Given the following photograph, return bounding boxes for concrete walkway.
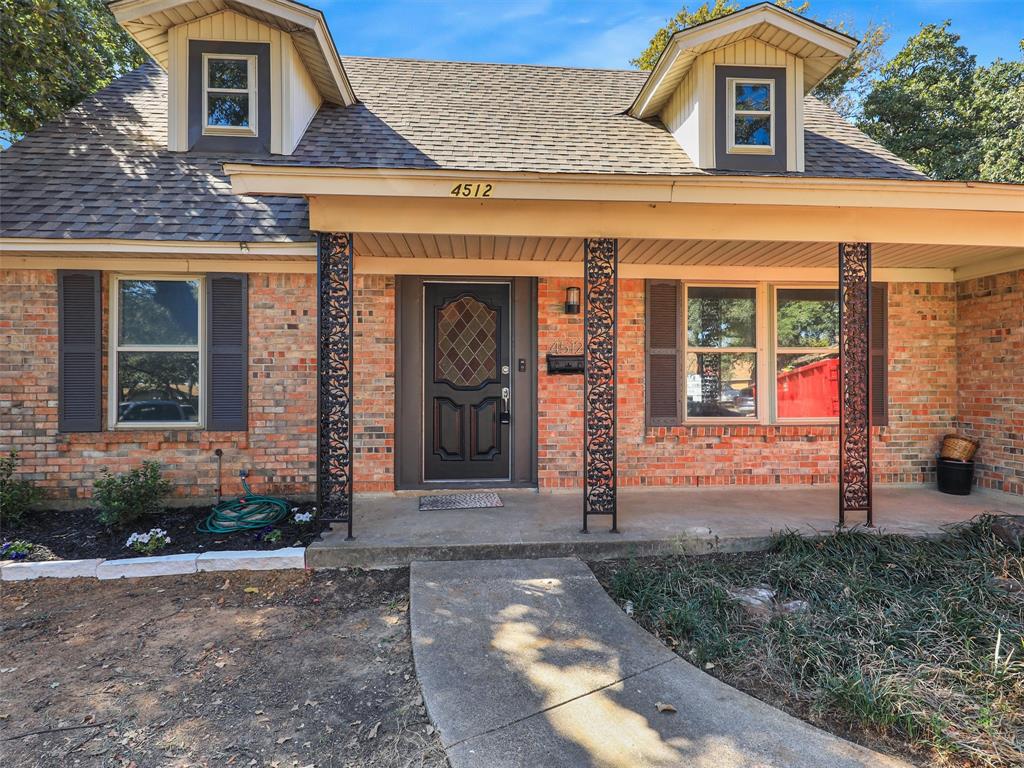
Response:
[410,557,911,768]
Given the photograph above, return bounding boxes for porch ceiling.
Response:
[356,233,1023,272]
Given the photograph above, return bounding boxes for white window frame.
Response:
[726,77,774,155]
[770,284,840,424]
[682,282,765,424]
[109,275,205,430]
[202,53,258,137]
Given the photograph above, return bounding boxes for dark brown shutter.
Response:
[646,280,681,425]
[870,282,888,426]
[206,274,248,431]
[58,270,102,432]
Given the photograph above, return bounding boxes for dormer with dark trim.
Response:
[108,0,357,154]
[629,4,857,173]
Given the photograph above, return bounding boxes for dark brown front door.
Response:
[424,283,511,481]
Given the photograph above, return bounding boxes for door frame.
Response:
[396,276,537,490]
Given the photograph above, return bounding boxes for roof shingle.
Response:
[1,57,924,242]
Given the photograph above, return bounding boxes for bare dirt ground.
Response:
[0,569,448,768]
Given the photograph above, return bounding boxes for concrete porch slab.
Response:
[307,485,1023,569]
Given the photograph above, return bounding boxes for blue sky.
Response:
[325,0,1023,69]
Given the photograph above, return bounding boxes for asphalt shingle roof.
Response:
[1,58,924,242]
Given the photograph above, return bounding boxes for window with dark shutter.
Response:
[206,274,248,431]
[870,282,888,427]
[646,280,681,425]
[58,271,102,432]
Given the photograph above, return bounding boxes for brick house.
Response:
[2,1,1022,536]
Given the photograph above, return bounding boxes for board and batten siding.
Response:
[166,9,321,154]
[659,37,805,172]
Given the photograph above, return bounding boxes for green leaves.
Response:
[859,23,1024,182]
[0,0,147,142]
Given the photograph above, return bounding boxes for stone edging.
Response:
[0,547,306,581]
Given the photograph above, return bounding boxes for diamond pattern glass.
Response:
[435,296,498,388]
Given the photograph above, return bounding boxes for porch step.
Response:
[305,531,777,569]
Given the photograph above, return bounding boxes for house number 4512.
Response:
[449,182,493,198]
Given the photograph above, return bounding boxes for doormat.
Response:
[418,492,503,511]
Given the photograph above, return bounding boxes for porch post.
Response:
[582,238,618,533]
[838,242,873,527]
[317,232,355,539]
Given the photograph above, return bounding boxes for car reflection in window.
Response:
[118,400,198,422]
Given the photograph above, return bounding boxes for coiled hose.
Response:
[197,477,290,533]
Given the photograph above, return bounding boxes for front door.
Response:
[424,282,511,481]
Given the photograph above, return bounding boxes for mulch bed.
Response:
[3,500,329,561]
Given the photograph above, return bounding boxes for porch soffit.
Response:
[8,235,1022,283]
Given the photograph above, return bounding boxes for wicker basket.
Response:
[940,434,979,462]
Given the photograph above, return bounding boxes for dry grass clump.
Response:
[602,517,1023,767]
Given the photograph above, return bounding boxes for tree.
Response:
[0,0,146,143]
[859,22,978,180]
[632,1,888,117]
[966,44,1024,183]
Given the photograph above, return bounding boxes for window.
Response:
[202,54,257,136]
[646,281,889,426]
[685,286,758,419]
[727,78,773,154]
[774,288,839,420]
[111,277,203,427]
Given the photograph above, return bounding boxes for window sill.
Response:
[111,422,204,431]
[726,145,774,155]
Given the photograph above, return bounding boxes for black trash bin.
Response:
[937,457,974,495]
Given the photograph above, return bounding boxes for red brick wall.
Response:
[4,267,1016,502]
[535,277,958,489]
[955,270,1024,495]
[0,270,395,502]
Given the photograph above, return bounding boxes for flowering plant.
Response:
[293,511,314,524]
[125,527,171,554]
[0,539,32,561]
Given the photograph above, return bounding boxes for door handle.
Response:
[500,387,511,423]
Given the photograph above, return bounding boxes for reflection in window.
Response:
[203,54,256,134]
[686,286,757,419]
[728,78,773,152]
[686,352,756,417]
[775,288,840,419]
[115,278,202,425]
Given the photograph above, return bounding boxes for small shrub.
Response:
[256,526,282,544]
[125,527,171,554]
[93,461,171,527]
[0,450,43,526]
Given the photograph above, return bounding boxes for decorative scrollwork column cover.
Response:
[839,242,872,527]
[317,232,354,539]
[583,238,618,532]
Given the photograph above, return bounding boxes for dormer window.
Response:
[727,78,773,154]
[203,54,257,137]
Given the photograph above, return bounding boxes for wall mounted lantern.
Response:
[565,286,581,314]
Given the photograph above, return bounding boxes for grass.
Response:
[597,516,1024,767]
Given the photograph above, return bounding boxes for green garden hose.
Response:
[197,477,290,533]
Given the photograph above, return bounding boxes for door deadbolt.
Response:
[501,365,510,375]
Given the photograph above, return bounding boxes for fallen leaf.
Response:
[244,587,260,594]
[276,735,292,744]
[655,702,677,713]
[215,661,227,668]
[367,722,381,740]
[704,662,715,670]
